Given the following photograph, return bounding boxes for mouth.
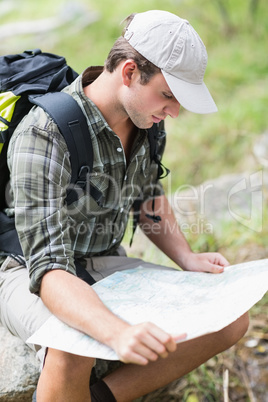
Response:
[152,115,163,123]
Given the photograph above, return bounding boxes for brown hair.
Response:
[104,14,160,85]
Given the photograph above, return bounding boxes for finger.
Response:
[162,337,177,353]
[145,323,173,343]
[137,328,170,358]
[143,324,177,355]
[172,333,187,343]
[121,323,169,361]
[209,264,225,274]
[120,350,149,366]
[164,332,187,352]
[132,341,160,362]
[129,335,169,362]
[201,254,226,273]
[210,253,230,267]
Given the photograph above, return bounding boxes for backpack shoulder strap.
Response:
[147,123,158,162]
[29,92,103,205]
[0,92,97,285]
[147,122,170,180]
[129,123,170,246]
[29,92,91,181]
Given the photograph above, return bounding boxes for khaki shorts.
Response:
[0,247,173,362]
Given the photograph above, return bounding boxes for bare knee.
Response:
[218,312,249,348]
[44,348,95,380]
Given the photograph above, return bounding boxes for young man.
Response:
[0,10,248,402]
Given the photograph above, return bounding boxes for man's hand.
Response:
[182,252,229,274]
[40,270,186,367]
[110,322,186,365]
[139,196,229,275]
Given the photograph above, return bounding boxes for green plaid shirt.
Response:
[5,69,166,294]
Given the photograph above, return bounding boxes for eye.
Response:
[163,92,173,99]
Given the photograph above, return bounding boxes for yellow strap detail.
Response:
[0,92,21,131]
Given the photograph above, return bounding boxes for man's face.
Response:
[122,72,181,129]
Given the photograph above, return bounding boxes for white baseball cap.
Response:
[124,10,217,114]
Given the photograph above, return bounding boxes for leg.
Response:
[0,257,113,402]
[0,256,51,351]
[104,312,249,401]
[35,313,248,402]
[36,348,95,402]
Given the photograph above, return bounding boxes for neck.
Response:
[83,69,137,160]
[84,70,134,134]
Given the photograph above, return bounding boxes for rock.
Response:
[171,171,264,236]
[0,324,39,402]
[0,322,123,401]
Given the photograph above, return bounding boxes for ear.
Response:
[121,60,139,87]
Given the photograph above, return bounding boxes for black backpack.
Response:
[0,49,169,283]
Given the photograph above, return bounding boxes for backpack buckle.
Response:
[76,165,90,188]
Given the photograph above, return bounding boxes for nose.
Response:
[164,100,180,118]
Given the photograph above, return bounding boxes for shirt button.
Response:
[112,238,117,244]
[120,207,124,213]
[117,147,123,152]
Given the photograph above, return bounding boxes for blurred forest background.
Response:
[0,0,267,400]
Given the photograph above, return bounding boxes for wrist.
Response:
[174,249,194,271]
[101,317,130,348]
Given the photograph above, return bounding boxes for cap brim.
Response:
[162,70,218,114]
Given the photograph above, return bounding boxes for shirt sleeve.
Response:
[8,106,77,295]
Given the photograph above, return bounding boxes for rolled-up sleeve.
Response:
[8,107,77,295]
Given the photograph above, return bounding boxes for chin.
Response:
[130,115,154,130]
[137,122,154,130]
